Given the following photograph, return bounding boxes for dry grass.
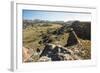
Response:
[23,23,91,62]
[23,24,62,50]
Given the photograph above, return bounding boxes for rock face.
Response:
[65,31,78,47]
[38,44,83,61]
[70,21,91,40]
[23,42,89,62]
[57,21,91,47]
[23,43,87,62]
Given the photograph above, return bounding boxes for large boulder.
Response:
[71,21,91,40]
[39,44,74,61]
[58,21,91,40]
[64,21,91,47]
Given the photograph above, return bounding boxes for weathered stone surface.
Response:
[39,44,83,61]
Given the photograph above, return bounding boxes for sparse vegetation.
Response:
[23,19,91,62]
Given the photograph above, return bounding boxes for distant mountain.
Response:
[23,19,66,28]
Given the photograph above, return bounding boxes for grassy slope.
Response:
[23,23,91,60]
[23,24,64,50]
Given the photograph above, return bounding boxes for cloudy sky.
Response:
[23,10,91,22]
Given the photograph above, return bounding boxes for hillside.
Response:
[23,20,91,62]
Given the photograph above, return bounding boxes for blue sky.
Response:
[23,10,91,21]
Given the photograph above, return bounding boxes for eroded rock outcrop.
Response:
[38,44,83,61]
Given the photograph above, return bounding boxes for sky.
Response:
[23,10,91,22]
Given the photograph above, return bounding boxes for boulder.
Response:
[39,44,74,61]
